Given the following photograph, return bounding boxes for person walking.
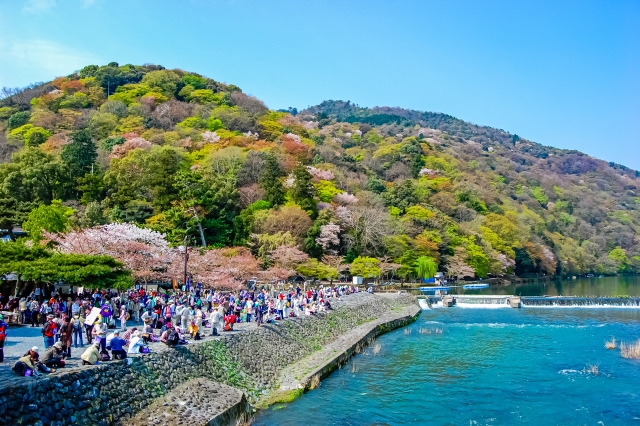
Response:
[73,314,84,348]
[42,315,56,349]
[119,305,127,330]
[60,316,74,357]
[29,299,40,327]
[19,297,28,325]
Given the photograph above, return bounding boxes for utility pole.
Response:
[182,236,189,291]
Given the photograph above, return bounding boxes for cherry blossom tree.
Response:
[172,247,259,290]
[202,130,220,143]
[444,249,476,280]
[269,244,309,269]
[45,223,175,283]
[316,222,341,253]
[334,192,358,205]
[306,166,335,181]
[110,137,152,158]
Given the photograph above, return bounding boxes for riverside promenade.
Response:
[0,292,419,426]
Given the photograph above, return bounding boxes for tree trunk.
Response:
[14,275,24,297]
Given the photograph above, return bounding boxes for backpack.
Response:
[166,329,179,346]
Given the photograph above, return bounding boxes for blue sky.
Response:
[1,0,638,168]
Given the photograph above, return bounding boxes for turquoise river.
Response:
[255,282,640,425]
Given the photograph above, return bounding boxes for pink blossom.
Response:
[110,137,152,159]
[335,206,352,224]
[316,223,340,252]
[202,131,220,143]
[45,223,175,283]
[306,166,335,181]
[334,192,358,205]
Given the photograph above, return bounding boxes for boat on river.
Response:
[463,283,489,290]
[419,286,450,292]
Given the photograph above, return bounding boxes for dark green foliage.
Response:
[61,130,97,181]
[7,111,30,130]
[291,165,318,219]
[0,240,132,293]
[382,180,418,211]
[303,210,333,259]
[260,154,285,207]
[233,200,271,245]
[100,135,126,151]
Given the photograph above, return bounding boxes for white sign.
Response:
[84,307,101,325]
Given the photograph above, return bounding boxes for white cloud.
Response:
[0,39,102,86]
[23,0,57,13]
[81,0,96,7]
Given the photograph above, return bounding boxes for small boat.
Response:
[419,286,450,292]
[418,299,431,310]
[463,283,489,290]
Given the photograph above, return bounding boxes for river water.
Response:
[438,275,640,297]
[255,305,640,425]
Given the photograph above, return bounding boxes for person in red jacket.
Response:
[0,314,7,362]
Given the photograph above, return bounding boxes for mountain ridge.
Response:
[0,62,638,279]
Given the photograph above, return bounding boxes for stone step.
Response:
[121,378,250,426]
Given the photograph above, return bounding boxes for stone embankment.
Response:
[0,293,418,426]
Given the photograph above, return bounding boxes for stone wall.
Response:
[0,293,416,426]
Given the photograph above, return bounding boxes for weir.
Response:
[421,295,640,308]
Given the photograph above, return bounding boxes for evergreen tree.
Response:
[61,129,97,181]
[259,154,285,207]
[291,165,318,218]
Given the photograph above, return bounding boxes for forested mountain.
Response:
[1,62,638,280]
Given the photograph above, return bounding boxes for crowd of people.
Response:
[0,283,363,376]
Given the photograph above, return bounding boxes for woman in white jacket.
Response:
[127,331,144,354]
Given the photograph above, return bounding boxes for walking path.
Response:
[0,320,256,384]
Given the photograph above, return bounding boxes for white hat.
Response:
[31,346,39,352]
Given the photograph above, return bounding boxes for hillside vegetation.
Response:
[1,62,639,281]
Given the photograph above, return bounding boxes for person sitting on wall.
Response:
[13,347,54,375]
[41,341,66,368]
[160,324,180,347]
[110,330,127,360]
[80,342,100,365]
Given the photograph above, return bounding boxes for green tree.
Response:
[2,148,71,204]
[414,256,437,280]
[0,194,34,241]
[7,111,30,130]
[141,70,181,97]
[462,236,489,278]
[291,165,318,218]
[297,259,338,281]
[61,129,97,181]
[608,246,630,273]
[233,200,271,245]
[0,241,133,295]
[259,154,285,207]
[350,256,381,278]
[22,200,74,241]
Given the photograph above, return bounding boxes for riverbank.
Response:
[254,307,640,425]
[0,292,419,426]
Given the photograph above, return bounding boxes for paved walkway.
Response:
[0,320,256,382]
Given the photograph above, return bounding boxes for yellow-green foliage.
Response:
[315,180,342,202]
[8,124,51,146]
[109,84,152,105]
[404,205,435,221]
